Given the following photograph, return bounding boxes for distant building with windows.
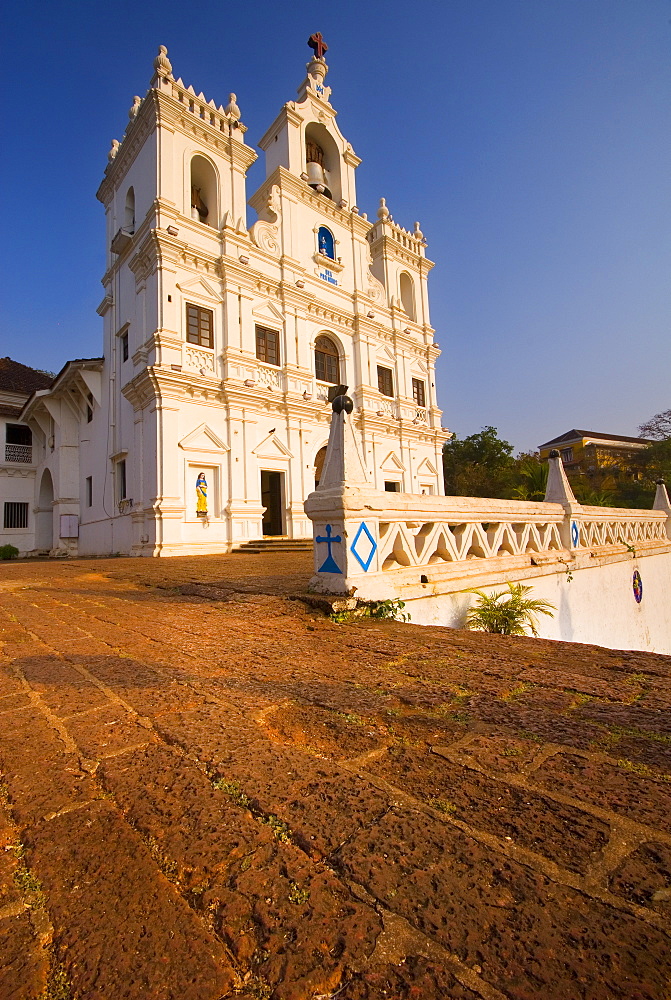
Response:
[18,39,448,556]
[0,358,53,554]
[539,429,653,476]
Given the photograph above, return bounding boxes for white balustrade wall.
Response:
[305,483,671,653]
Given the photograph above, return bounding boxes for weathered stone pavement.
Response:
[0,553,670,999]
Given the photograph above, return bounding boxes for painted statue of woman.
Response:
[196,472,208,516]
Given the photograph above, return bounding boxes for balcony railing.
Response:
[5,444,32,464]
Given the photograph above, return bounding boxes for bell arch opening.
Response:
[399,271,416,321]
[190,154,218,226]
[304,123,341,203]
[124,187,135,231]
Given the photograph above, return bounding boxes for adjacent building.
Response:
[539,429,652,477]
[0,359,53,554]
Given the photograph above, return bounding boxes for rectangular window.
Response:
[86,476,93,508]
[186,304,214,349]
[412,378,426,408]
[117,460,127,502]
[377,366,394,398]
[120,330,129,362]
[255,325,279,366]
[4,502,28,529]
[560,448,574,464]
[86,392,93,423]
[384,481,401,493]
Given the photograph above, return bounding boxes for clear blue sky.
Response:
[1,0,669,452]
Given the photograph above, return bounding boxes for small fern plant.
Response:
[465,583,555,637]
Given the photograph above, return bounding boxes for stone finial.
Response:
[544,450,578,505]
[153,45,172,79]
[653,479,671,537]
[318,392,368,490]
[128,96,142,120]
[413,221,424,240]
[377,197,390,221]
[108,139,120,162]
[225,93,241,120]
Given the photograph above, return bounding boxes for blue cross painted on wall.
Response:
[316,523,342,574]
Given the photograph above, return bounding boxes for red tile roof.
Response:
[0,357,54,395]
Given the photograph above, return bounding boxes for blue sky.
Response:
[1,0,669,452]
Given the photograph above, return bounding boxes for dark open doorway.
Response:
[261,470,284,535]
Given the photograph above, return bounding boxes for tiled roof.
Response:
[0,358,53,395]
[540,429,652,449]
[0,404,23,418]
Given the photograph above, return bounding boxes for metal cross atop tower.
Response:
[308,32,328,59]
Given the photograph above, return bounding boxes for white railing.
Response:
[184,346,216,373]
[575,507,668,548]
[376,500,565,572]
[256,364,283,390]
[5,444,32,464]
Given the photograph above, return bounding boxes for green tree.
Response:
[638,408,671,441]
[511,455,548,502]
[443,426,516,498]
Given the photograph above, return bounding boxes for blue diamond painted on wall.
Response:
[571,521,580,548]
[316,524,342,574]
[351,522,377,572]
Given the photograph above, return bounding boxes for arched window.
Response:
[399,271,416,321]
[124,187,135,232]
[314,336,340,384]
[190,155,218,227]
[317,226,335,260]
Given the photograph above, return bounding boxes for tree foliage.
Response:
[443,426,516,498]
[638,408,671,441]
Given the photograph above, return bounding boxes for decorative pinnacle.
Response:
[377,197,390,221]
[413,221,424,240]
[128,96,142,120]
[225,93,241,120]
[153,44,172,79]
[108,139,120,162]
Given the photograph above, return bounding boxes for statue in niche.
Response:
[196,472,208,516]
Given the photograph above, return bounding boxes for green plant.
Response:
[332,598,410,624]
[0,544,19,560]
[429,797,457,814]
[288,881,309,905]
[464,583,556,637]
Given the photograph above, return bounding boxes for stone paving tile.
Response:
[533,752,671,832]
[364,745,611,873]
[63,704,154,758]
[0,911,48,999]
[24,800,237,1000]
[608,841,671,916]
[338,807,670,1000]
[18,655,110,717]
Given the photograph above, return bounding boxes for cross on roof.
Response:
[308,32,328,59]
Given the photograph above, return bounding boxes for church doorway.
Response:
[35,469,54,551]
[314,446,327,488]
[261,470,284,536]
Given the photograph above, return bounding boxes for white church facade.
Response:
[19,37,449,557]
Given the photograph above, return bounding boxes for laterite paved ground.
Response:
[1,553,670,999]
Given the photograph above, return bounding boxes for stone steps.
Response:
[235,538,313,555]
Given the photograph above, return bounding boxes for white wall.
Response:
[402,549,671,654]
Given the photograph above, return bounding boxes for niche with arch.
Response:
[124,187,135,232]
[304,123,342,203]
[317,225,335,260]
[399,271,416,322]
[314,335,341,385]
[190,154,218,227]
